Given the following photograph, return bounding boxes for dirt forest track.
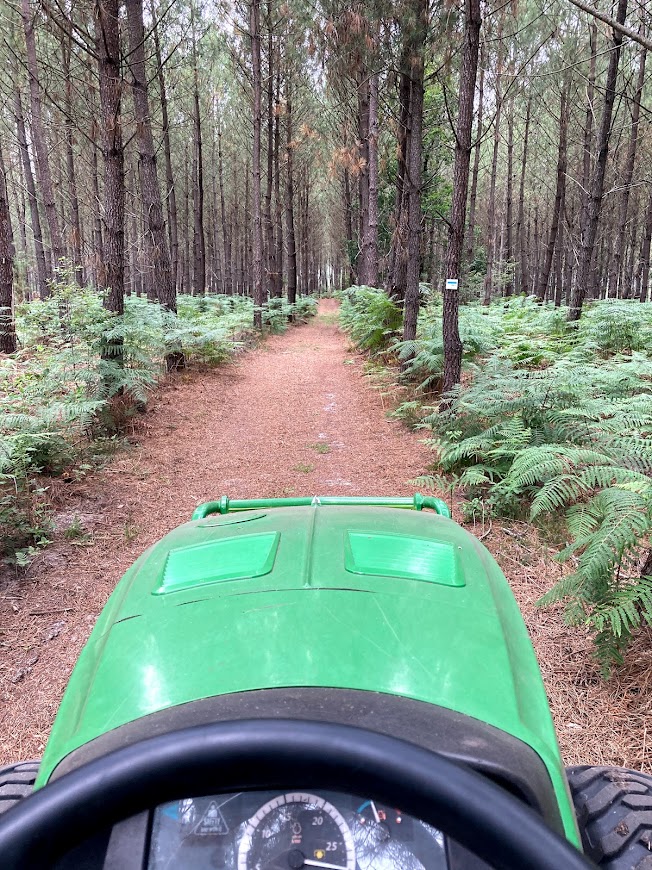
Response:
[1,299,650,770]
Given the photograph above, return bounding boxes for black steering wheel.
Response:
[0,719,594,869]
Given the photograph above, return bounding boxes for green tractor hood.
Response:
[37,496,570,833]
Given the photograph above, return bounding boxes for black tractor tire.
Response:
[0,761,39,814]
[567,765,652,869]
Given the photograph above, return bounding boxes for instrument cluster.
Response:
[148,789,450,870]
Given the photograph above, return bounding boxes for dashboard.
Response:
[147,790,451,870]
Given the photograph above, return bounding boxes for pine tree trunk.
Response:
[570,0,628,321]
[622,212,638,298]
[61,22,84,286]
[273,67,283,297]
[365,69,380,286]
[401,0,427,349]
[504,97,514,297]
[12,157,30,296]
[21,0,65,269]
[608,45,646,299]
[388,49,411,301]
[127,159,138,295]
[95,0,124,381]
[442,0,481,397]
[151,1,179,295]
[251,0,264,325]
[0,138,16,354]
[357,75,370,285]
[554,182,566,306]
[465,49,484,267]
[91,125,104,287]
[191,7,205,296]
[581,22,597,218]
[537,85,568,302]
[14,87,50,298]
[263,5,275,296]
[299,167,309,294]
[285,81,297,305]
[217,120,232,294]
[516,96,531,294]
[126,0,176,319]
[343,164,355,286]
[482,16,504,305]
[640,188,652,302]
[182,143,190,293]
[245,157,252,293]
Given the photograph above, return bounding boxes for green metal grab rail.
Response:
[191,493,451,521]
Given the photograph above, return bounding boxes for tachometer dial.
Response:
[238,792,356,870]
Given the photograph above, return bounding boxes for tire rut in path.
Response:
[0,299,433,761]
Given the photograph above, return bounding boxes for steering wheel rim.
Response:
[0,719,594,870]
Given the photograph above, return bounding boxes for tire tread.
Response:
[567,765,652,869]
[0,761,39,814]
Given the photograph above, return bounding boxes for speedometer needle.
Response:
[303,861,348,870]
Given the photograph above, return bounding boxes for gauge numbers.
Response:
[238,792,356,870]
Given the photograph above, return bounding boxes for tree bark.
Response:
[364,68,380,286]
[401,0,427,349]
[343,162,355,286]
[388,44,412,301]
[12,155,30,296]
[357,75,371,285]
[217,119,232,294]
[251,0,264,326]
[537,85,568,302]
[273,66,283,297]
[91,122,104,287]
[151,1,179,294]
[191,5,205,296]
[570,1,627,320]
[60,21,84,285]
[465,48,484,267]
[442,0,481,398]
[623,211,638,298]
[516,96,531,294]
[21,0,65,269]
[126,0,175,314]
[263,3,275,296]
[14,87,50,298]
[482,15,504,305]
[0,138,16,354]
[285,80,297,305]
[95,0,124,323]
[503,96,514,297]
[582,22,597,214]
[640,188,652,302]
[554,181,566,306]
[182,141,191,293]
[608,45,646,299]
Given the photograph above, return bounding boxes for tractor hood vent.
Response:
[154,532,280,595]
[345,531,463,587]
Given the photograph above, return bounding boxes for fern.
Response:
[2,283,271,560]
[339,286,403,352]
